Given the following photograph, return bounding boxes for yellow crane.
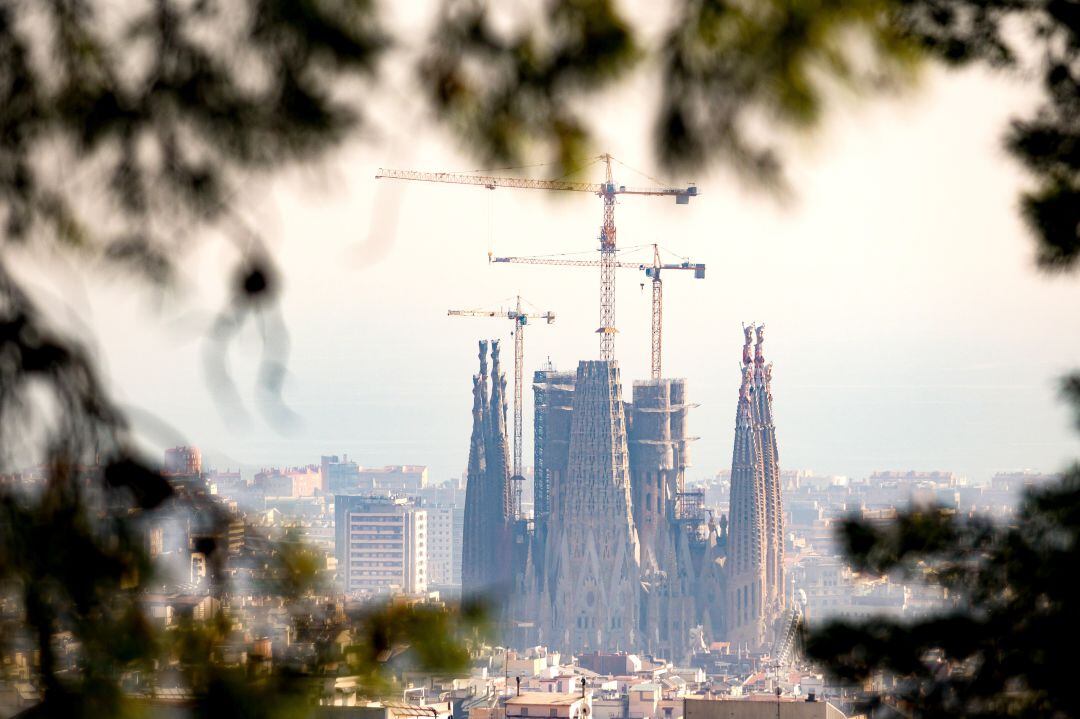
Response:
[377,154,697,361]
[448,296,555,519]
[489,245,704,379]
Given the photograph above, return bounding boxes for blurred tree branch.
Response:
[417,0,1077,268]
[1,0,1075,280]
[805,464,1080,718]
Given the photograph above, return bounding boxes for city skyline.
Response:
[21,61,1080,485]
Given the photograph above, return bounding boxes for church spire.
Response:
[742,323,754,367]
[463,341,492,592]
[488,340,513,521]
[467,373,487,479]
[751,324,785,617]
[728,327,768,648]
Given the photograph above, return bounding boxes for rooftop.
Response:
[506,692,584,706]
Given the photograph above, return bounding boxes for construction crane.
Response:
[490,245,704,379]
[448,296,555,519]
[377,154,697,361]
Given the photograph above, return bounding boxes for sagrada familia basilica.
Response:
[461,325,787,662]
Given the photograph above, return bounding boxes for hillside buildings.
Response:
[164,445,202,476]
[257,465,324,498]
[321,455,429,494]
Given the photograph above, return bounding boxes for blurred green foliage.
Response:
[0,1,1073,279]
[420,0,639,178]
[806,464,1080,718]
[418,0,1078,264]
[342,602,480,697]
[804,371,1080,716]
[657,0,923,186]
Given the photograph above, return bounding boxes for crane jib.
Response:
[375,168,696,200]
[379,158,698,367]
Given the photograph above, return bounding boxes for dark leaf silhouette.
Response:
[104,457,175,510]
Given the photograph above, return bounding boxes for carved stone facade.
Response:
[462,340,513,605]
[510,360,727,661]
[752,327,785,618]
[545,361,640,650]
[472,327,784,660]
[726,354,768,647]
[726,324,785,649]
[631,377,727,663]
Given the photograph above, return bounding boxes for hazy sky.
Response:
[19,13,1080,485]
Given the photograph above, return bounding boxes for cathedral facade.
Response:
[467,326,785,662]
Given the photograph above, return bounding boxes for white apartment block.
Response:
[425,503,457,586]
[335,495,427,595]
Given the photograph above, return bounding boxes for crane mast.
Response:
[650,245,663,379]
[447,296,555,519]
[599,156,618,360]
[377,154,696,361]
[512,300,525,484]
[490,245,704,379]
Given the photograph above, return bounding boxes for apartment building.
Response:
[335,495,427,595]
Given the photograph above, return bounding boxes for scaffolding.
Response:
[676,489,705,521]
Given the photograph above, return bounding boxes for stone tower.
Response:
[752,325,785,615]
[461,340,513,600]
[545,360,640,652]
[532,368,576,549]
[726,324,785,649]
[629,379,675,570]
[487,342,514,521]
[630,377,715,663]
[727,327,768,648]
[461,346,489,593]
